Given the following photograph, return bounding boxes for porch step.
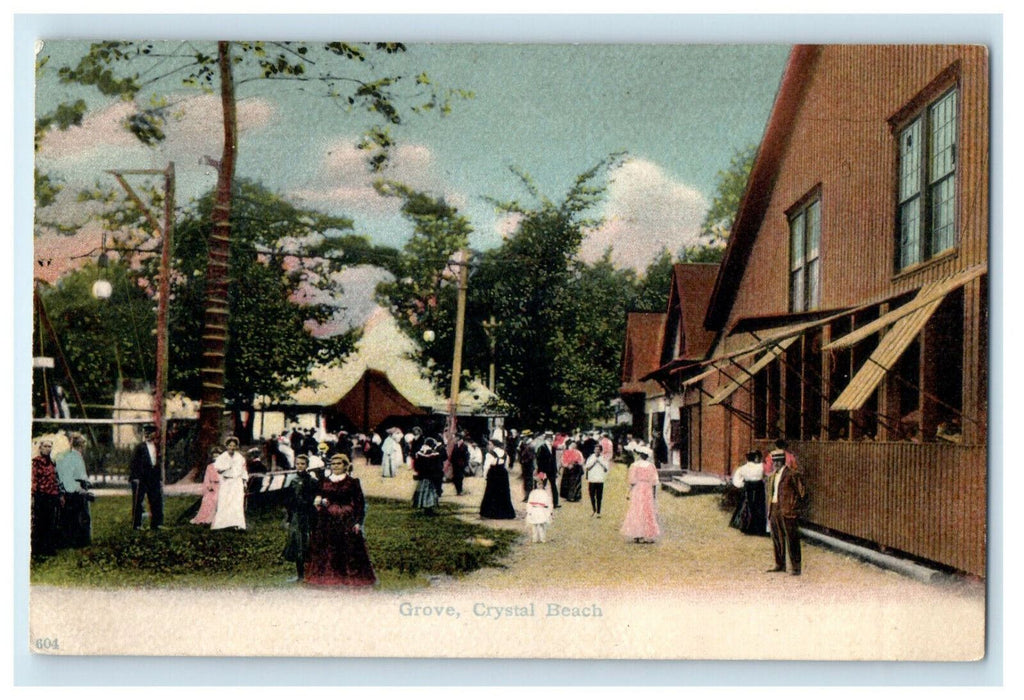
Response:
[660,471,728,496]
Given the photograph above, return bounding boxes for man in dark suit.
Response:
[535,431,559,509]
[765,440,808,576]
[129,425,164,530]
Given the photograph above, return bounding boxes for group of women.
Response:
[191,436,376,587]
[475,433,663,546]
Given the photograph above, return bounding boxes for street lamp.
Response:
[91,279,112,300]
[422,329,436,343]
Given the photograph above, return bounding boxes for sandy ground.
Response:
[29,458,986,660]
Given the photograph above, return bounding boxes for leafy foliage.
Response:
[698,143,757,245]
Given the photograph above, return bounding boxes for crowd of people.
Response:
[30,421,809,581]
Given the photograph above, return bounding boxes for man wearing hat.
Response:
[535,431,559,509]
[448,431,471,496]
[129,425,164,530]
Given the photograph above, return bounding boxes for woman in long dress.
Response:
[730,450,767,535]
[306,454,376,586]
[190,448,222,525]
[479,439,516,520]
[559,441,584,502]
[621,444,660,543]
[282,454,317,581]
[412,439,442,513]
[211,436,248,530]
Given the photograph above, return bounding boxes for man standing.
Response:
[55,433,92,547]
[517,430,536,502]
[129,425,164,530]
[765,440,807,576]
[31,438,61,559]
[448,431,471,496]
[535,431,559,509]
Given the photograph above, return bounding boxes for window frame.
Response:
[891,65,961,273]
[786,189,822,313]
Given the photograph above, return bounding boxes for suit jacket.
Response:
[767,464,807,519]
[535,443,557,478]
[129,441,160,482]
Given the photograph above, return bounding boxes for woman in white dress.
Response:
[211,436,249,530]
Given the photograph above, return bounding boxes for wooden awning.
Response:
[823,263,986,352]
[708,336,799,406]
[830,297,944,411]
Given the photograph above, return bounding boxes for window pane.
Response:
[790,211,804,270]
[807,200,821,257]
[807,258,820,309]
[900,197,921,268]
[791,270,805,312]
[899,118,923,202]
[930,174,956,255]
[929,90,957,182]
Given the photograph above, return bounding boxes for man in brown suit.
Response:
[765,439,807,576]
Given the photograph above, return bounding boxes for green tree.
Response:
[698,143,757,246]
[631,248,675,313]
[46,40,469,468]
[164,180,392,442]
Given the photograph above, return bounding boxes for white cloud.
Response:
[38,94,276,164]
[582,158,708,271]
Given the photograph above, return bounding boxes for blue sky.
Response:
[34,40,790,277]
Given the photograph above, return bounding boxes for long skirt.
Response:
[412,479,439,510]
[732,481,767,535]
[559,465,583,502]
[479,466,517,519]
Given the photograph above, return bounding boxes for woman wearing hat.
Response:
[620,443,661,544]
[411,439,443,513]
[211,436,248,531]
[190,446,222,526]
[306,453,376,586]
[479,438,516,520]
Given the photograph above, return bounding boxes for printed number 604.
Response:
[34,637,59,651]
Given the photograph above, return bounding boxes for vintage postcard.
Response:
[25,34,990,663]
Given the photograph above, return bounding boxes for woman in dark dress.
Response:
[412,439,442,513]
[282,454,317,581]
[558,441,584,503]
[306,454,377,586]
[479,439,517,520]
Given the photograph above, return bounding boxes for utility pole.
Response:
[482,315,498,392]
[108,163,175,482]
[448,252,470,434]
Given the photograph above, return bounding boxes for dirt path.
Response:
[30,457,985,660]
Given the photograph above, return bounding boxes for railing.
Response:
[762,440,987,577]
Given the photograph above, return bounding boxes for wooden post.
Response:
[155,163,175,482]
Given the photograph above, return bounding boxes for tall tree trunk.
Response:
[193,40,238,479]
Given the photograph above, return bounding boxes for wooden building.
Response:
[648,45,989,576]
[619,311,666,443]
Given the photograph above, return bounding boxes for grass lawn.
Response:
[30,494,519,590]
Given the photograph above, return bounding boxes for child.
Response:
[525,471,554,543]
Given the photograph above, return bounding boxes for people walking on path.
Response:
[282,453,317,582]
[306,455,376,587]
[448,432,471,497]
[211,436,248,531]
[584,442,610,518]
[559,440,584,503]
[621,444,660,543]
[765,440,808,576]
[479,439,517,520]
[129,425,164,531]
[31,437,60,559]
[730,450,767,536]
[525,471,554,543]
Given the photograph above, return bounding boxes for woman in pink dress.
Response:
[621,444,660,543]
[190,448,222,526]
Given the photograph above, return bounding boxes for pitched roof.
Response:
[619,312,665,395]
[704,45,822,329]
[275,308,496,414]
[671,263,720,361]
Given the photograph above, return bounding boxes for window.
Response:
[897,87,958,270]
[789,197,821,312]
